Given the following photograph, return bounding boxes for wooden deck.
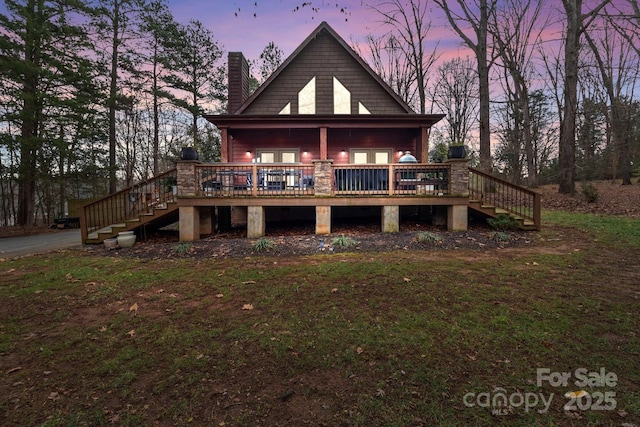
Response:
[80,162,540,244]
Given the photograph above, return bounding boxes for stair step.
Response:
[494,208,509,214]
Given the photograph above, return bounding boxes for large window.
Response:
[350,149,392,164]
[256,149,299,163]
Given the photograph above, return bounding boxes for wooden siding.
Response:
[243,28,408,115]
[227,128,420,164]
[328,129,418,164]
[229,128,320,163]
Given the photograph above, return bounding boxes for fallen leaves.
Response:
[65,273,79,282]
[242,304,254,310]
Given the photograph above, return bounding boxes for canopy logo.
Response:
[463,367,618,415]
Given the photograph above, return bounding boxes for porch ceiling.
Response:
[204,114,445,130]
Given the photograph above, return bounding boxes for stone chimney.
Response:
[228,52,249,114]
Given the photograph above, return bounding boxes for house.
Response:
[80,22,540,245]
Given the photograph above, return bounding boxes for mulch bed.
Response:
[90,218,538,260]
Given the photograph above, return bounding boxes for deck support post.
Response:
[447,205,468,231]
[179,206,200,242]
[315,206,331,234]
[200,207,214,235]
[247,206,265,238]
[382,206,399,233]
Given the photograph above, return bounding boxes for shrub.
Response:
[487,213,520,231]
[490,231,512,242]
[414,231,442,244]
[252,237,274,252]
[580,182,599,203]
[331,235,358,248]
[175,243,192,255]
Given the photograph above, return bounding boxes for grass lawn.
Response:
[1,211,639,426]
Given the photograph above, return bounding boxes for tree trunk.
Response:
[16,0,42,226]
[108,0,120,194]
[477,9,492,172]
[558,0,580,194]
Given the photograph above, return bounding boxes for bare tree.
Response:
[584,20,638,185]
[489,0,546,187]
[368,0,440,114]
[433,0,498,171]
[557,0,611,194]
[358,34,417,108]
[429,57,479,149]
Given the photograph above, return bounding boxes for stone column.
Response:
[313,159,333,196]
[445,158,469,196]
[445,159,469,231]
[177,160,199,196]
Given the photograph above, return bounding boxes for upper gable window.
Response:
[298,77,316,114]
[358,102,371,114]
[279,102,291,114]
[333,77,351,114]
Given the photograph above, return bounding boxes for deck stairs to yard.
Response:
[79,166,540,244]
[468,168,541,231]
[80,169,179,244]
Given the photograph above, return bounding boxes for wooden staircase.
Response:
[468,168,541,230]
[80,169,179,244]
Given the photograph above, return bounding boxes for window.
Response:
[333,77,350,114]
[256,149,299,163]
[279,102,291,114]
[298,77,316,114]
[350,149,392,164]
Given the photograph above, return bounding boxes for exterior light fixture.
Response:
[246,150,251,156]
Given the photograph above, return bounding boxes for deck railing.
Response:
[196,163,316,197]
[468,167,541,228]
[194,163,451,197]
[80,169,177,242]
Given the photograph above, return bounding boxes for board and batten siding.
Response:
[243,28,409,115]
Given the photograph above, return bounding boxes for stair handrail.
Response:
[468,167,541,230]
[79,169,178,242]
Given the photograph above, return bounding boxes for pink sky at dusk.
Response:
[166,0,471,63]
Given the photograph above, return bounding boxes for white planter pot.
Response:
[104,238,118,249]
[117,232,136,248]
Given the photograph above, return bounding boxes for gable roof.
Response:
[234,21,415,115]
